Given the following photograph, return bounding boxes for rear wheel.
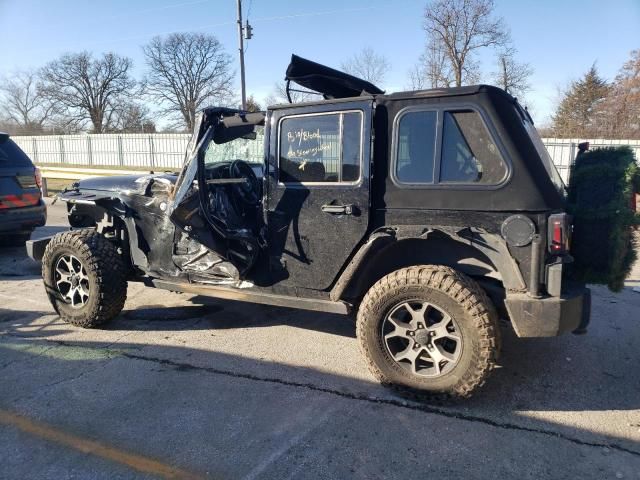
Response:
[42,229,127,328]
[357,265,500,399]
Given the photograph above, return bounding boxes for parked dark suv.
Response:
[0,133,46,245]
[29,56,591,399]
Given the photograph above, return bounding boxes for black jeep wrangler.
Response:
[30,55,590,398]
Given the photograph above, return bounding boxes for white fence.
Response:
[542,138,640,183]
[11,133,640,183]
[13,134,191,170]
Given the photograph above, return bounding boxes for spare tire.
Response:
[567,146,639,291]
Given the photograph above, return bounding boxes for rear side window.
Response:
[393,108,508,187]
[279,111,362,183]
[395,111,437,183]
[440,111,506,184]
[0,139,33,166]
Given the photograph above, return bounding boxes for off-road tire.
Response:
[357,265,500,399]
[42,229,127,328]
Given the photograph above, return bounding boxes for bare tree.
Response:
[408,38,457,90]
[424,0,509,87]
[407,64,427,91]
[264,81,318,106]
[39,52,136,133]
[422,38,457,88]
[340,47,391,86]
[492,47,533,98]
[142,33,234,131]
[0,70,54,134]
[595,50,640,139]
[109,103,156,133]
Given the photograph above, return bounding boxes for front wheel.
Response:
[42,229,128,328]
[357,265,500,399]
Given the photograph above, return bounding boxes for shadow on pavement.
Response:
[116,295,357,339]
[1,226,639,478]
[0,329,638,480]
[0,226,67,279]
[1,306,638,426]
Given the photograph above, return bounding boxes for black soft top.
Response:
[266,84,507,111]
[381,84,495,101]
[285,54,384,99]
[278,55,512,109]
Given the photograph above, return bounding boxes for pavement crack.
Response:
[7,352,120,405]
[0,342,59,372]
[103,329,139,349]
[12,337,640,459]
[113,350,640,458]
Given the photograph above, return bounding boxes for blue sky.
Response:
[1,0,639,125]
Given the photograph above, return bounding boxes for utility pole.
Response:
[236,0,247,110]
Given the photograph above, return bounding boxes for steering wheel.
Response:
[230,160,260,206]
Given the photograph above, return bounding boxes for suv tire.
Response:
[42,229,127,328]
[357,265,500,398]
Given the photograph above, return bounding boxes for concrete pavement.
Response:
[0,199,639,479]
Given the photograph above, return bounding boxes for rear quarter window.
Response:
[440,111,507,184]
[395,110,437,183]
[392,107,509,188]
[0,139,34,167]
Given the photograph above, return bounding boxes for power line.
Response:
[92,5,380,43]
[246,0,254,20]
[16,5,380,56]
[55,0,214,26]
[252,6,378,24]
[108,0,212,18]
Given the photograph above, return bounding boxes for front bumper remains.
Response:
[505,285,591,337]
[26,234,54,262]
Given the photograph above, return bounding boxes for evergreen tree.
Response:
[552,65,609,138]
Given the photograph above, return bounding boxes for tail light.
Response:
[34,167,43,190]
[548,213,571,254]
[16,175,37,189]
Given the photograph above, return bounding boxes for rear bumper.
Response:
[505,285,591,337]
[0,200,47,234]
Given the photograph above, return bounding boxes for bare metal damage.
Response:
[59,108,266,288]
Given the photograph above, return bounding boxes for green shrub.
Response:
[567,146,639,291]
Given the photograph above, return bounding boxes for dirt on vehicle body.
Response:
[30,55,591,399]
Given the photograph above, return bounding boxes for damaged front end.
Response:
[58,108,266,287]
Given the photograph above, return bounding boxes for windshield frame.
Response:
[203,125,265,168]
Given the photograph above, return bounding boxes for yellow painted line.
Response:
[0,409,204,480]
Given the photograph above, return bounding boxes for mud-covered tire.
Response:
[42,229,127,328]
[357,265,500,399]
